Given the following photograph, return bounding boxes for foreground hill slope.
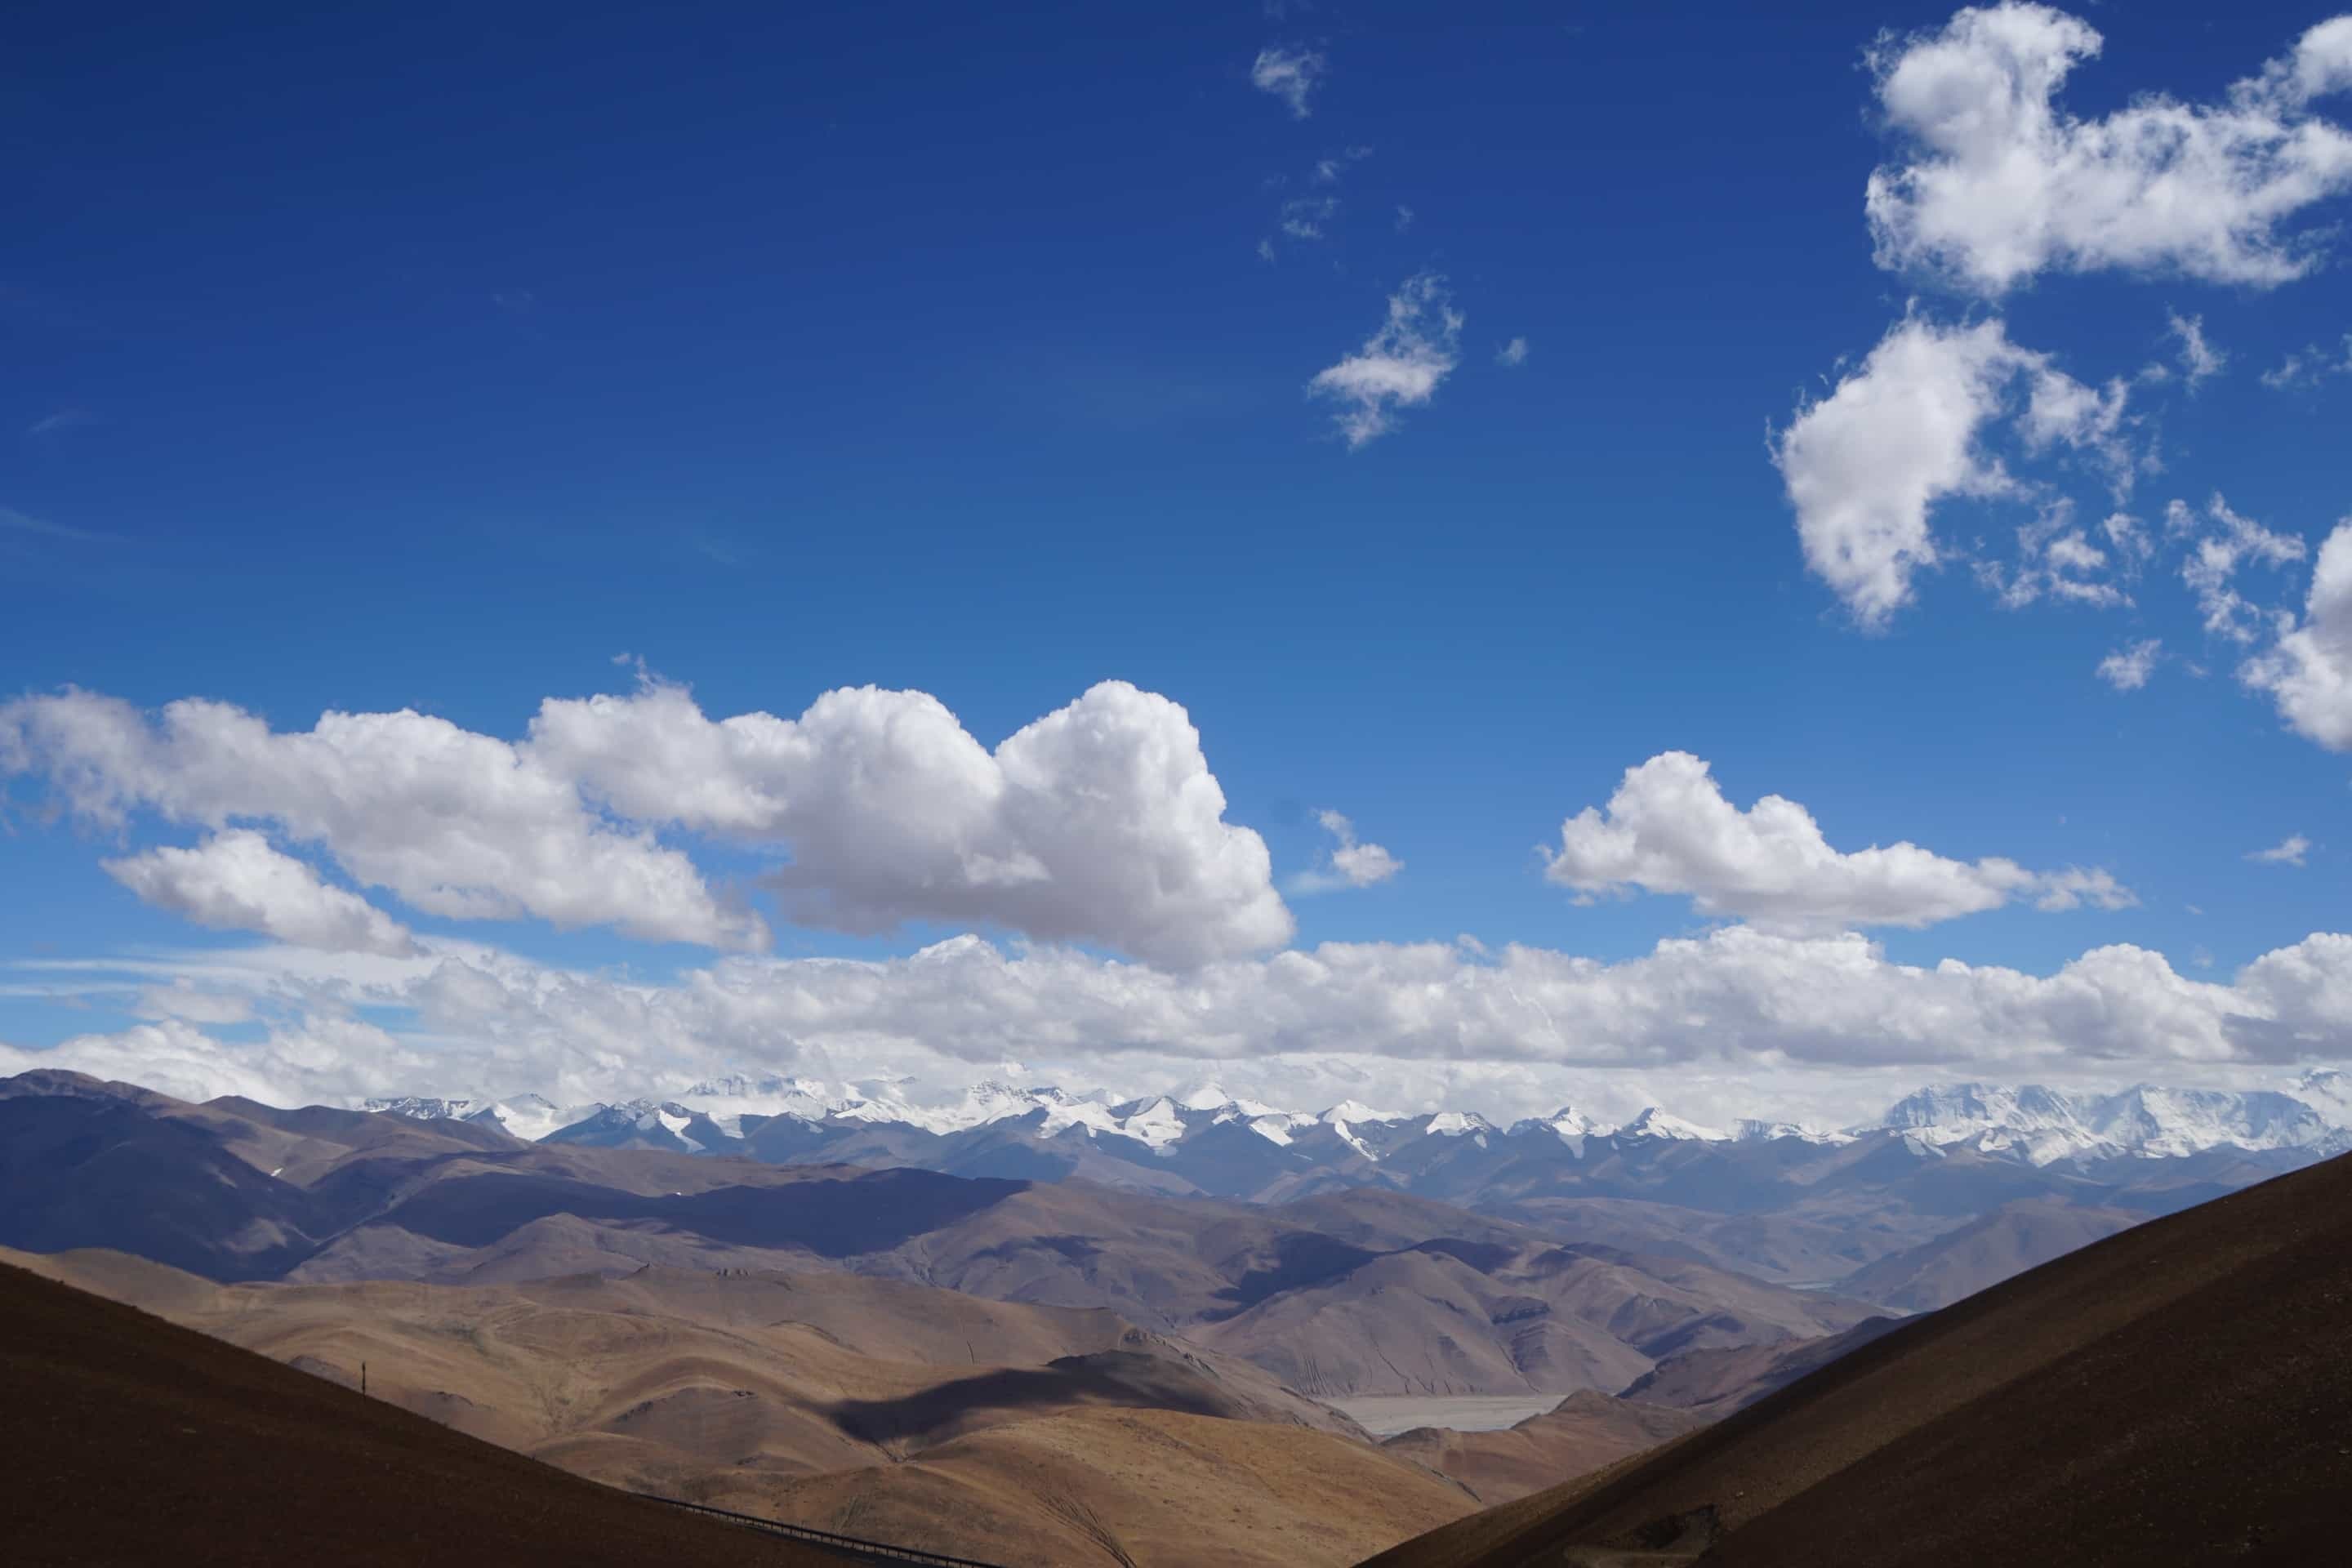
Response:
[1365,1148,2352,1568]
[0,1258,835,1567]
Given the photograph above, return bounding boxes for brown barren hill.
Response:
[1361,1148,2352,1568]
[0,1258,839,1568]
[756,1405,1475,1568]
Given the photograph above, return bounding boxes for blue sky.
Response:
[3,1,2350,1122]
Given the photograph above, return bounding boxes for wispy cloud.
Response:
[2096,638,2162,691]
[2260,334,2352,390]
[1307,273,1462,448]
[25,409,97,440]
[1312,145,1372,185]
[0,506,118,546]
[2164,312,2225,387]
[1279,194,1339,240]
[2247,834,2312,866]
[1251,45,1325,119]
[1288,809,1402,893]
[1496,336,1530,368]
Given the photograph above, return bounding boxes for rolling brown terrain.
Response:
[1616,1316,1902,1418]
[7,1246,1477,1568]
[1379,1392,1708,1506]
[761,1406,1476,1566]
[1,1071,1879,1405]
[1477,1195,1938,1287]
[1190,1238,1878,1398]
[0,1255,839,1567]
[1833,1196,2140,1313]
[1362,1148,2352,1568]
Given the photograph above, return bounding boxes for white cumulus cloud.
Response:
[1865,6,2352,294]
[1542,751,2133,933]
[1,679,1294,969]
[0,690,764,951]
[527,676,1292,967]
[2243,519,2352,750]
[1775,315,2132,627]
[104,831,416,956]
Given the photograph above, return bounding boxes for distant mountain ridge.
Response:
[362,1069,2352,1187]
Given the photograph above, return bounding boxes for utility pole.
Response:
[361,1361,368,1396]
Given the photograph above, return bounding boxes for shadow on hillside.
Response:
[378,1167,1028,1256]
[822,1350,1233,1446]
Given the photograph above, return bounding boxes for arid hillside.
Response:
[7,1246,1474,1568]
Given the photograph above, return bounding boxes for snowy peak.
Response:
[1321,1099,1406,1126]
[363,1096,480,1122]
[1619,1107,1731,1143]
[1113,1095,1187,1150]
[2295,1067,2352,1127]
[1734,1118,1851,1145]
[680,1073,837,1121]
[1873,1080,2346,1163]
[464,1094,595,1143]
[1509,1106,1599,1143]
[1875,1082,2105,1165]
[1881,1083,2087,1138]
[1175,1081,1285,1119]
[2081,1085,2329,1159]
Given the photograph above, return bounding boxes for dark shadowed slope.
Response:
[0,1260,835,1567]
[1363,1148,2352,1568]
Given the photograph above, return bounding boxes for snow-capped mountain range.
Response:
[1877,1073,2352,1165]
[367,1067,2352,1170]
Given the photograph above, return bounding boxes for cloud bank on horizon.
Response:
[2,672,2346,1125]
